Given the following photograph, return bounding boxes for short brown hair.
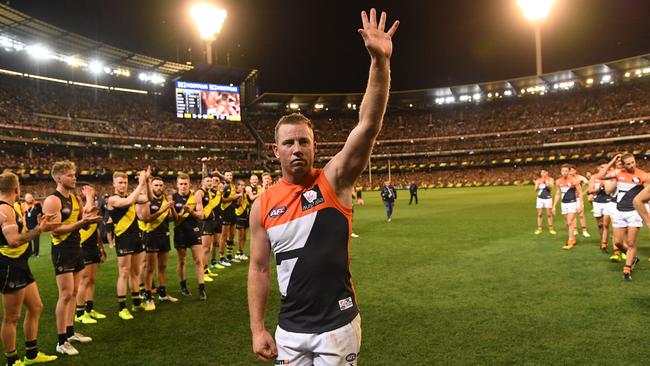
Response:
[177,173,190,181]
[621,153,635,161]
[113,171,128,180]
[151,176,164,183]
[560,164,570,169]
[274,113,314,143]
[0,172,19,195]
[261,172,272,178]
[51,160,76,179]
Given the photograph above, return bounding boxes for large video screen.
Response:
[175,81,241,121]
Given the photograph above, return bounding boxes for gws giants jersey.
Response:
[260,169,357,333]
[615,169,647,212]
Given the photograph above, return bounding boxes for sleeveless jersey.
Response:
[50,191,81,247]
[220,183,236,210]
[199,188,215,220]
[593,179,612,204]
[556,178,577,203]
[0,200,31,262]
[108,195,140,239]
[615,168,647,212]
[536,179,551,199]
[80,223,98,248]
[260,168,357,333]
[147,195,170,233]
[209,188,222,218]
[173,192,199,229]
[235,191,249,217]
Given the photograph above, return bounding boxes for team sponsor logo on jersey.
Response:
[151,205,160,211]
[268,206,287,218]
[633,177,641,184]
[62,207,71,215]
[275,360,289,365]
[338,296,354,311]
[301,185,324,211]
[346,353,357,362]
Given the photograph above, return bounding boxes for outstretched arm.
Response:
[324,9,399,202]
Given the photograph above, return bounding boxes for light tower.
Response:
[191,3,227,64]
[517,0,554,76]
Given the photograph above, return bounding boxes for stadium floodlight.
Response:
[600,74,612,84]
[518,0,554,22]
[88,60,103,74]
[518,0,554,76]
[0,35,12,50]
[64,55,86,68]
[150,74,165,85]
[191,3,227,64]
[26,44,51,60]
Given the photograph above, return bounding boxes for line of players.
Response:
[0,161,272,365]
[534,154,650,280]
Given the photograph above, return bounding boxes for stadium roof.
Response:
[250,53,650,110]
[0,4,193,77]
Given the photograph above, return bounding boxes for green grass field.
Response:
[5,186,650,365]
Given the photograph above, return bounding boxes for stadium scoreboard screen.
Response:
[175,81,241,121]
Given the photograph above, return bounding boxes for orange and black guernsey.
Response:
[50,191,81,248]
[0,200,31,264]
[260,168,357,333]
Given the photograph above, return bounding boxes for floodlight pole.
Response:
[534,24,542,76]
[205,40,213,64]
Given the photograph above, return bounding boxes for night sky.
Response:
[7,0,650,93]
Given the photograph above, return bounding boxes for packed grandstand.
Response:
[0,3,648,198]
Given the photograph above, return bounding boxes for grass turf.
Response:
[4,186,650,365]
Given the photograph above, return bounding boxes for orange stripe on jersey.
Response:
[260,168,352,230]
[259,168,358,333]
[616,168,647,185]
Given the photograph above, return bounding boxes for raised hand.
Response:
[358,8,399,60]
[84,204,99,217]
[82,185,96,199]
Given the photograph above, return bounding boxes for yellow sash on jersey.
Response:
[177,192,197,224]
[52,193,80,245]
[80,223,98,243]
[235,194,249,216]
[220,183,236,210]
[146,196,169,232]
[13,202,22,220]
[114,205,136,237]
[0,204,29,259]
[203,190,219,215]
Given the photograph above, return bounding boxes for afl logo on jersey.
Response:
[301,185,324,211]
[268,206,286,218]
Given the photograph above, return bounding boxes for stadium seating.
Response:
[2,70,649,196]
